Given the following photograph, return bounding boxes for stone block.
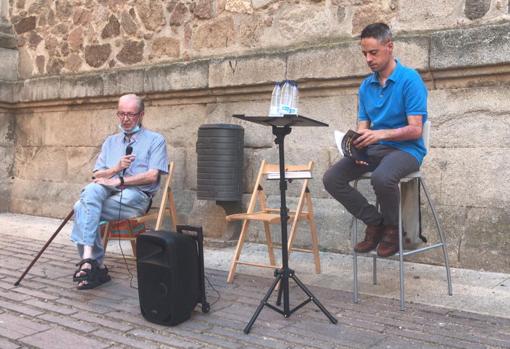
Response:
[0,112,15,146]
[188,199,243,240]
[396,0,462,32]
[209,54,286,87]
[429,86,510,148]
[165,146,187,191]
[14,76,61,102]
[14,112,44,146]
[393,36,430,71]
[102,70,147,96]
[431,23,510,70]
[205,100,273,148]
[66,147,101,183]
[192,16,235,50]
[10,179,82,217]
[144,103,208,148]
[461,206,510,272]
[185,146,197,190]
[35,109,111,147]
[431,148,510,208]
[14,146,68,181]
[0,81,14,102]
[0,48,18,80]
[144,61,208,92]
[287,43,368,80]
[60,75,104,99]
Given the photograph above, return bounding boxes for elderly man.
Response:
[72,94,168,289]
[323,23,428,257]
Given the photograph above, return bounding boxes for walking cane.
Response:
[14,209,74,286]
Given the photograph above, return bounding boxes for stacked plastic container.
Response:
[268,80,299,116]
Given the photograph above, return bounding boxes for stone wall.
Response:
[8,0,510,78]
[0,1,509,273]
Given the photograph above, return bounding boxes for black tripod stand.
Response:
[233,114,338,334]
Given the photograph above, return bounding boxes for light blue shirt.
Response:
[358,60,428,164]
[94,128,168,194]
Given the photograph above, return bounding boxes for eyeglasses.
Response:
[117,111,141,119]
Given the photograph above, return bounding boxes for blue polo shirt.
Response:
[358,60,428,164]
[94,128,169,194]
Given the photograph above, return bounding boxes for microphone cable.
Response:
[115,144,138,289]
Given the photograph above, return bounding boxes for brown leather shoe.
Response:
[354,224,384,253]
[377,225,400,257]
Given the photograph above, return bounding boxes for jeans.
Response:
[70,183,151,264]
[323,145,419,227]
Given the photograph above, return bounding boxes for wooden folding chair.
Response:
[101,162,178,257]
[226,160,321,283]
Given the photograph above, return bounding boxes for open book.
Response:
[334,129,369,162]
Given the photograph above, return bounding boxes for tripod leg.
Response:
[14,209,74,286]
[244,272,282,334]
[276,279,283,306]
[291,274,337,324]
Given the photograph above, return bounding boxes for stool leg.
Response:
[353,216,359,304]
[372,256,377,285]
[398,182,405,311]
[352,180,359,304]
[420,178,453,296]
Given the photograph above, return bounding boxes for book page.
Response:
[334,130,346,156]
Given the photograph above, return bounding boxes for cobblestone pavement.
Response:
[0,233,509,349]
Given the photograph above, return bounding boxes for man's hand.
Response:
[355,160,369,166]
[353,129,386,148]
[117,154,135,172]
[93,177,121,187]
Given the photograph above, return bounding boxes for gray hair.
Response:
[119,94,144,113]
[360,23,393,43]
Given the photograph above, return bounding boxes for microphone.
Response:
[122,145,133,176]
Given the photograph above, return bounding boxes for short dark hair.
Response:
[360,23,392,43]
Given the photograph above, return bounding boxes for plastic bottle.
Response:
[289,80,299,115]
[279,80,292,115]
[268,81,282,116]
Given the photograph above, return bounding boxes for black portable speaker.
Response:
[136,225,209,326]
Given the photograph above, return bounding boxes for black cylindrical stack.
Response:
[196,124,244,201]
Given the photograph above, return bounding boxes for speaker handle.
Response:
[176,225,210,313]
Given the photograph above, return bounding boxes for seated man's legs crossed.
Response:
[323,144,419,256]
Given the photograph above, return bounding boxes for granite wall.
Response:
[0,0,509,272]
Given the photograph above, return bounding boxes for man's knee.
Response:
[81,183,106,197]
[371,172,397,194]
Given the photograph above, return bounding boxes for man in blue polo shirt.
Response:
[71,94,168,289]
[323,23,427,257]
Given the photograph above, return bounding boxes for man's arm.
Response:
[93,154,134,179]
[354,115,423,148]
[93,169,159,187]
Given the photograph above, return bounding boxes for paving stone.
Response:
[70,311,134,332]
[0,337,20,349]
[38,313,99,333]
[93,329,163,349]
[23,299,77,315]
[0,312,51,339]
[0,299,44,317]
[19,327,109,349]
[126,329,203,348]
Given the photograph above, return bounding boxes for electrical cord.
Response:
[204,273,220,307]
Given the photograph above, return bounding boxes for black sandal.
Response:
[72,258,98,282]
[77,265,111,290]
